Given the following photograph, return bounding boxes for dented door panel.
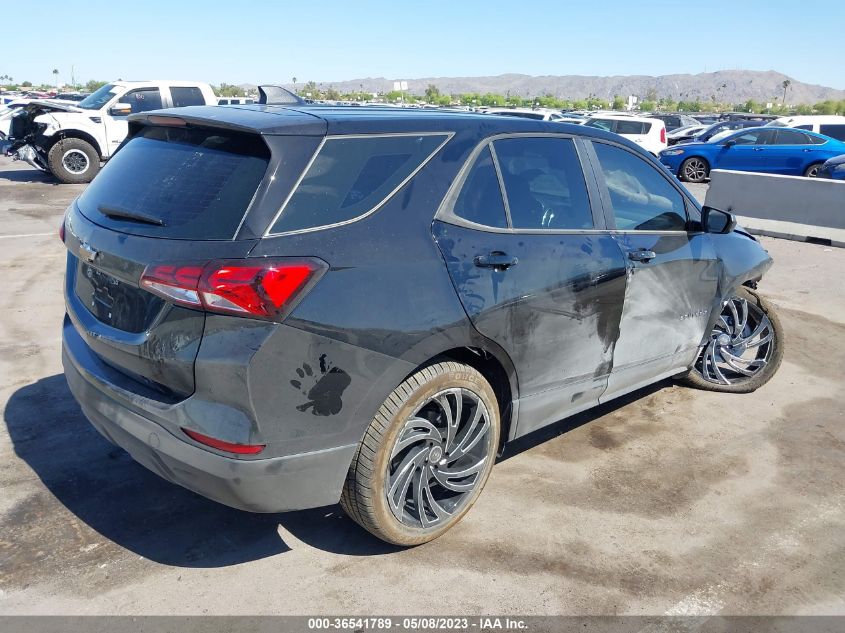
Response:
[433,220,628,437]
[603,231,720,401]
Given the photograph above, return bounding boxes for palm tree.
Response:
[52,68,59,89]
[781,79,791,106]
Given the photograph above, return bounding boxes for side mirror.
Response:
[723,139,736,148]
[702,206,736,234]
[108,103,132,117]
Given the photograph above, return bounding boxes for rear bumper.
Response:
[62,324,357,513]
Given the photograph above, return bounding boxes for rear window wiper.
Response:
[97,204,166,226]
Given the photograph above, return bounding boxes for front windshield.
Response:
[77,83,119,110]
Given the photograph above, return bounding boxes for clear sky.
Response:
[5,0,844,89]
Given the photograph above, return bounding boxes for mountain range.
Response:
[243,70,845,104]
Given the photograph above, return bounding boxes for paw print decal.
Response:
[290,354,351,416]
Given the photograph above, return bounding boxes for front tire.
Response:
[679,156,709,183]
[679,287,784,393]
[341,361,500,546]
[47,137,100,184]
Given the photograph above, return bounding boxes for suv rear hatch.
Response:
[64,122,277,400]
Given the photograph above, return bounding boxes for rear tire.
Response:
[47,137,100,184]
[679,287,784,393]
[679,156,709,183]
[341,361,500,546]
[803,162,823,178]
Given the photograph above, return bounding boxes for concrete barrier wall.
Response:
[704,169,845,230]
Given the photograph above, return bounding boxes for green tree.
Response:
[815,100,837,115]
[781,79,791,106]
[424,84,440,102]
[611,95,625,110]
[639,100,656,112]
[214,82,245,97]
[744,99,760,113]
[300,81,318,98]
[52,68,59,88]
[84,79,107,93]
[21,80,32,87]
[385,90,403,103]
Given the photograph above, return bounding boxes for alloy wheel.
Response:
[62,148,90,175]
[696,295,774,385]
[386,388,492,529]
[683,158,708,182]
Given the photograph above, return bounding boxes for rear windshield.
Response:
[77,126,270,239]
[269,133,449,234]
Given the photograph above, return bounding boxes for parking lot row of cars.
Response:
[514,110,845,183]
[2,80,845,184]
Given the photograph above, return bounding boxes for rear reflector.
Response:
[140,258,326,321]
[182,428,265,455]
[660,127,666,144]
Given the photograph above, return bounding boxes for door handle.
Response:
[474,251,518,271]
[753,147,765,151]
[627,249,656,262]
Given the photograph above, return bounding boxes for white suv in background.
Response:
[485,107,569,122]
[766,115,845,142]
[584,114,667,155]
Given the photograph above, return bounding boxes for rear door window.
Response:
[773,129,811,145]
[820,124,845,141]
[76,126,270,239]
[615,120,649,135]
[270,133,449,234]
[170,86,205,107]
[493,137,594,230]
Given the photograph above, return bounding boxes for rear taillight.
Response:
[140,258,326,320]
[182,428,265,455]
[59,216,66,243]
[660,127,666,144]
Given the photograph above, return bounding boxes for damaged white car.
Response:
[1,80,216,183]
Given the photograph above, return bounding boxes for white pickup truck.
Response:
[2,80,217,183]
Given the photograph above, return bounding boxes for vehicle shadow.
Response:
[4,374,671,564]
[499,380,669,462]
[0,165,57,183]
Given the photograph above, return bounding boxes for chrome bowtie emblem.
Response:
[79,242,99,263]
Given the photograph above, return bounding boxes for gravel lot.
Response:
[0,158,843,615]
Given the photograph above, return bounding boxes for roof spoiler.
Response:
[257,85,304,106]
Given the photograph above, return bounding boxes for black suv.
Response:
[62,105,783,545]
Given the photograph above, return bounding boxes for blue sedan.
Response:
[658,127,845,183]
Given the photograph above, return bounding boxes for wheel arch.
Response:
[427,346,517,451]
[44,130,103,159]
